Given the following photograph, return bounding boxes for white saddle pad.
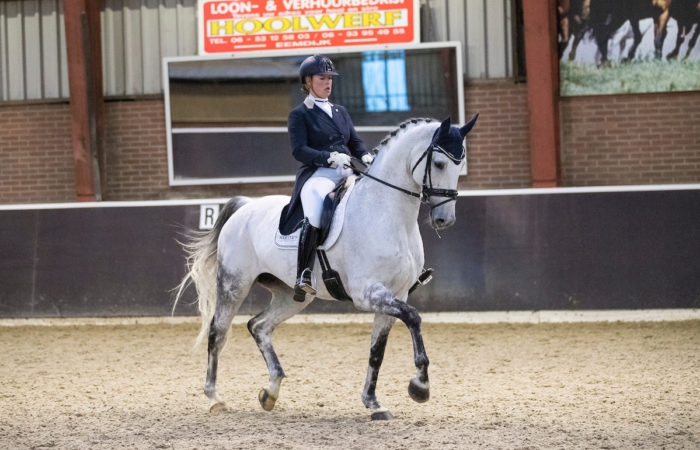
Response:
[274,177,355,250]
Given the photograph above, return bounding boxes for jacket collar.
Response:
[303,94,332,109]
[303,96,315,109]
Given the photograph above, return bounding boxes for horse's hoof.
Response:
[209,401,227,414]
[408,378,430,403]
[370,410,395,421]
[258,388,277,411]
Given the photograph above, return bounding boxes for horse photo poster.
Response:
[557,0,700,96]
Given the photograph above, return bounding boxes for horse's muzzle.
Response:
[430,209,456,230]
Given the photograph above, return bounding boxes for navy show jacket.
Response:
[278,97,370,235]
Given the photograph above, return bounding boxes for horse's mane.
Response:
[372,118,437,153]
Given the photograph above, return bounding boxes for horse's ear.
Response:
[440,116,452,134]
[460,113,479,138]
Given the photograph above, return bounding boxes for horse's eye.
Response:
[434,161,446,170]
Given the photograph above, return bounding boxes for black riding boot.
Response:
[293,218,319,302]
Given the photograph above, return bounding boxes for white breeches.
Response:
[301,167,350,227]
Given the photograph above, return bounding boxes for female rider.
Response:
[278,54,375,302]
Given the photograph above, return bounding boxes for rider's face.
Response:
[308,74,333,99]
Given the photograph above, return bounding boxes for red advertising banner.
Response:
[198,0,419,54]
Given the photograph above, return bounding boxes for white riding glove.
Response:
[327,151,351,169]
[361,153,375,165]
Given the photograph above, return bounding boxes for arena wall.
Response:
[2,81,698,204]
[1,186,698,318]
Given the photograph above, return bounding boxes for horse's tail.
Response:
[173,196,251,348]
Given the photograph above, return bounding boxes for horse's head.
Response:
[411,114,478,230]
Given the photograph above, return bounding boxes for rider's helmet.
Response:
[299,54,339,84]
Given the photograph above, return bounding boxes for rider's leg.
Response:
[294,217,320,300]
[294,176,335,302]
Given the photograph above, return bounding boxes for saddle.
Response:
[273,177,354,250]
[273,176,356,300]
[318,176,352,244]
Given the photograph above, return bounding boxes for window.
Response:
[164,42,465,185]
[362,50,410,112]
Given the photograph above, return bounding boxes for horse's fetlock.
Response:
[270,368,286,380]
[361,393,380,410]
[416,356,430,371]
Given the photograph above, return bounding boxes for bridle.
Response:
[411,143,465,208]
[351,142,465,211]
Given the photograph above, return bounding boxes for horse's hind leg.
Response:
[204,268,252,412]
[361,313,397,420]
[247,276,310,411]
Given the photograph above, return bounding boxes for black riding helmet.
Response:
[299,54,339,84]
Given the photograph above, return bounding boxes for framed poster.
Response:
[558,0,700,96]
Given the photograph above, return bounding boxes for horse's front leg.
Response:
[361,284,430,415]
[362,313,397,420]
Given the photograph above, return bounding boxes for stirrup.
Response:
[296,268,316,295]
[408,268,434,294]
[293,286,307,302]
[293,275,315,302]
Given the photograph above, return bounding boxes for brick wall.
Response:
[1,82,699,204]
[462,80,532,188]
[560,91,700,185]
[0,103,75,203]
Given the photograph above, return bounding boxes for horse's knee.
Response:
[361,283,423,330]
[397,302,421,329]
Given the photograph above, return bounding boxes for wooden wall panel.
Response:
[0,0,515,101]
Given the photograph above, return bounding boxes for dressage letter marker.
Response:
[199,204,221,230]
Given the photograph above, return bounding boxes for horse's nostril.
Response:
[432,216,455,231]
[433,218,447,230]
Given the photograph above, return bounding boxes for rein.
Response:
[350,158,421,199]
[351,143,462,209]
